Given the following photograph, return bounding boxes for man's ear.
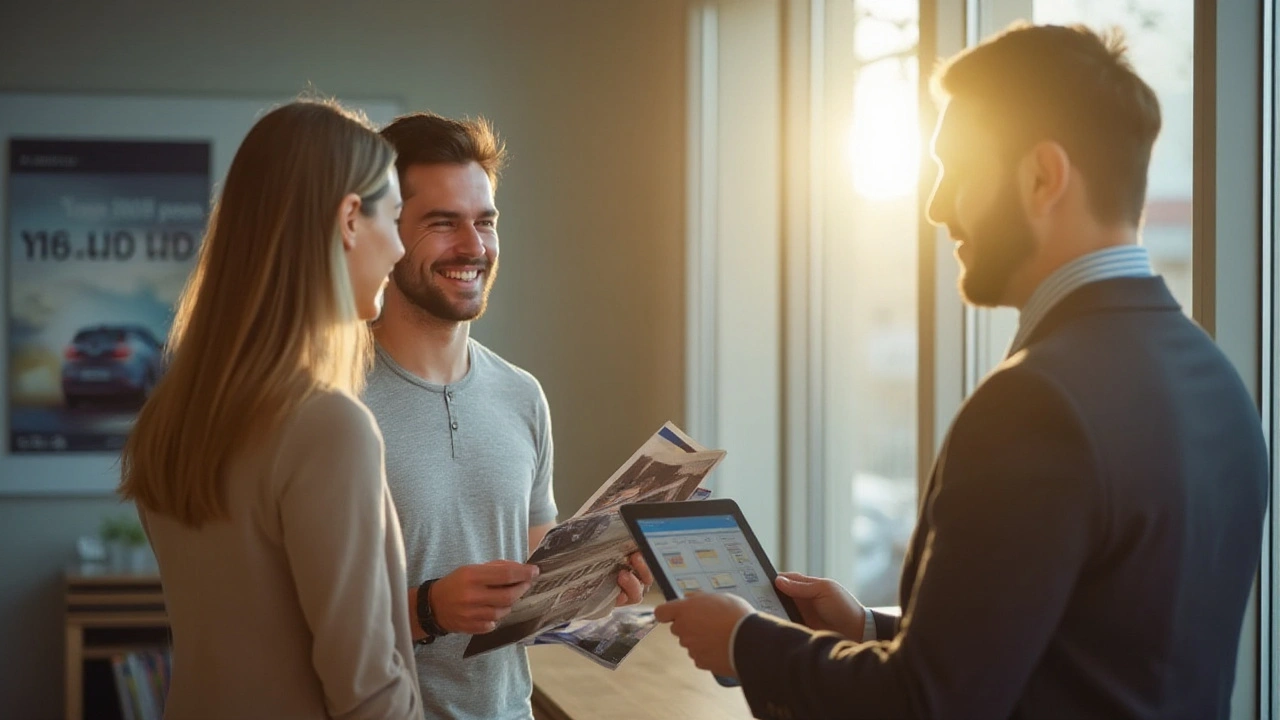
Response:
[1019,141,1071,218]
[335,193,362,251]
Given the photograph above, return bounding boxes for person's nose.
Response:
[454,222,486,260]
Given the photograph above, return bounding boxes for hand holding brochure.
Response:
[463,422,724,659]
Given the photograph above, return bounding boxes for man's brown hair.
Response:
[380,111,506,192]
[932,23,1162,225]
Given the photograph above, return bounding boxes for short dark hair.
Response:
[932,23,1161,225]
[379,112,506,192]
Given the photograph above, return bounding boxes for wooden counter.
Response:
[529,621,753,720]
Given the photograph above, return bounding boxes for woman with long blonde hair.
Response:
[120,99,421,718]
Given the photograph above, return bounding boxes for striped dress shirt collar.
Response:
[1009,245,1156,354]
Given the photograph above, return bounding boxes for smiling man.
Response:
[655,23,1269,720]
[365,113,651,720]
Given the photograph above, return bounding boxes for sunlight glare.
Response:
[847,59,920,201]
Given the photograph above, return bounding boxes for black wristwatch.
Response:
[415,578,449,646]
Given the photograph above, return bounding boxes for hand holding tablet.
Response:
[620,499,804,686]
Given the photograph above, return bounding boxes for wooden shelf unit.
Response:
[64,568,168,720]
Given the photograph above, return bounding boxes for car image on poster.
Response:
[6,138,210,453]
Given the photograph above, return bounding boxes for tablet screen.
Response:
[634,514,790,617]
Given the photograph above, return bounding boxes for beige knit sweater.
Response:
[141,390,421,719]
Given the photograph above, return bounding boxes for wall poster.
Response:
[0,93,403,494]
[7,138,210,453]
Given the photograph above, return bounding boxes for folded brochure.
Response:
[464,422,724,660]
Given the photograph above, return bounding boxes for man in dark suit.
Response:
[654,22,1269,720]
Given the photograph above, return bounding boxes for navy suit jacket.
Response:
[735,277,1269,720]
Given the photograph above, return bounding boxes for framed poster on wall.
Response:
[0,93,404,494]
[8,138,211,455]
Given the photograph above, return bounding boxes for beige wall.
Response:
[0,1,688,715]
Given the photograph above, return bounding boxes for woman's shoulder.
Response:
[280,388,383,457]
[296,387,377,425]
[264,388,387,504]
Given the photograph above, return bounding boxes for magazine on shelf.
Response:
[110,648,171,720]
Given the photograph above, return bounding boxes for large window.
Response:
[820,0,920,607]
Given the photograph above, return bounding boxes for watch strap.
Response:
[415,578,449,645]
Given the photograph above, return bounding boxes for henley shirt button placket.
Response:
[444,388,459,434]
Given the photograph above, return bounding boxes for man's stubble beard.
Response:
[392,256,500,323]
[957,179,1037,308]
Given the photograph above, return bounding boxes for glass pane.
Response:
[821,0,919,607]
[1033,0,1195,308]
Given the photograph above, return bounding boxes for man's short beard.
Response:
[393,257,499,322]
[958,180,1036,307]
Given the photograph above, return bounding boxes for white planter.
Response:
[106,541,155,573]
[107,541,129,571]
[127,545,154,573]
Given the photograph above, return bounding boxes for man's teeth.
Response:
[441,269,481,281]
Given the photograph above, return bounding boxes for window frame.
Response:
[1261,0,1277,712]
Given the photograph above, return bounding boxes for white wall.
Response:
[0,1,690,715]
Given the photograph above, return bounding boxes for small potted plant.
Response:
[101,515,153,573]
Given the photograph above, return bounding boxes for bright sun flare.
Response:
[847,61,920,201]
